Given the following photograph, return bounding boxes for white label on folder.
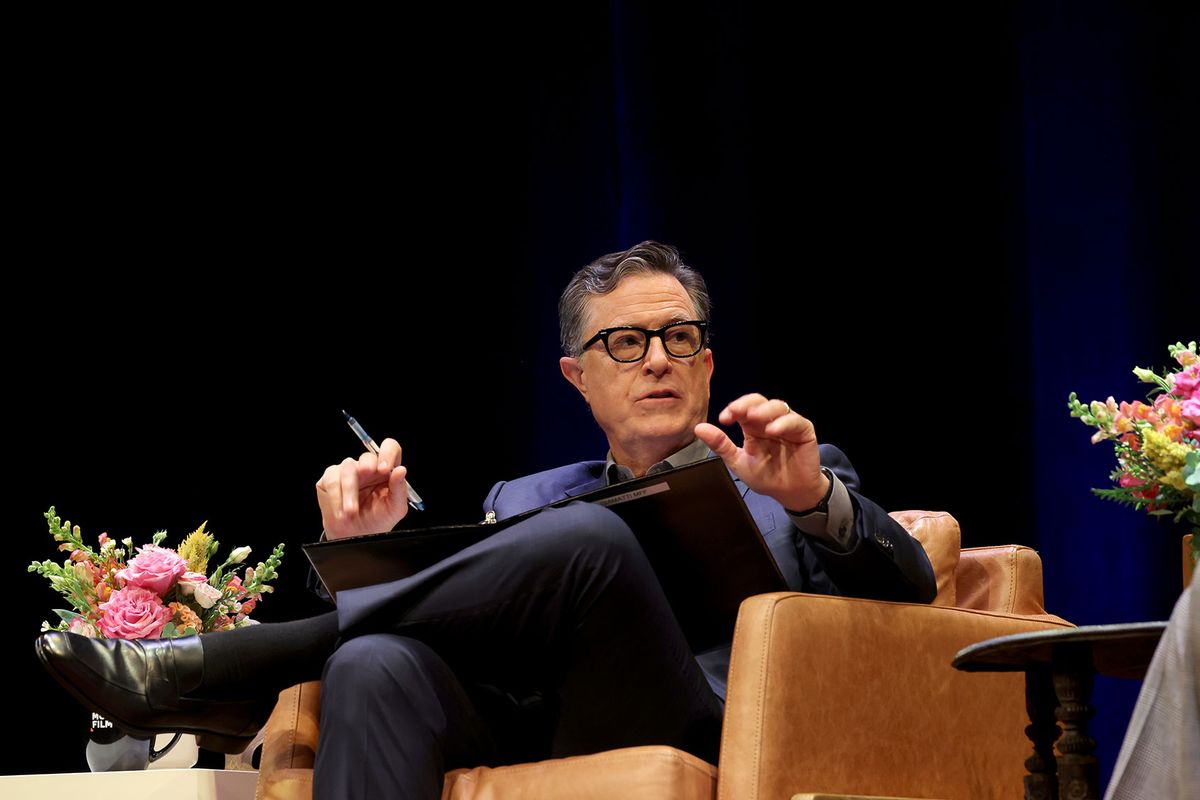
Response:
[593,481,671,507]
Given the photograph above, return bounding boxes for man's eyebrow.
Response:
[608,316,694,330]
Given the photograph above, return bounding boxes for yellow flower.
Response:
[177,522,213,574]
[1142,428,1190,473]
[1162,469,1187,492]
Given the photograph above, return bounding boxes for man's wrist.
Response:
[788,467,835,517]
[787,469,857,550]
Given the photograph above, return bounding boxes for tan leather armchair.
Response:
[256,511,1072,800]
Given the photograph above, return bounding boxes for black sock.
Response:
[195,611,340,700]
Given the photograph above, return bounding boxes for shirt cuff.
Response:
[786,471,857,550]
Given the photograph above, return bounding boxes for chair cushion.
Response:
[441,745,716,800]
[888,510,960,606]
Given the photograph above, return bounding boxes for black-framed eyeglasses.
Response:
[580,320,709,363]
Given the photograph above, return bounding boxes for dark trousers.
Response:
[313,502,723,800]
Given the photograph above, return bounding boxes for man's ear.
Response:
[560,356,587,399]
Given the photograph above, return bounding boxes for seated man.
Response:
[36,241,936,799]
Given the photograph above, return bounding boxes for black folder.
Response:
[303,456,788,651]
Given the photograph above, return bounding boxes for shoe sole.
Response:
[35,636,257,754]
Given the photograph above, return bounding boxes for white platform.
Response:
[0,768,257,799]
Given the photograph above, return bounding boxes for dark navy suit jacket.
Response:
[482,443,936,699]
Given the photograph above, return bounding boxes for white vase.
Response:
[86,712,198,771]
[148,732,199,770]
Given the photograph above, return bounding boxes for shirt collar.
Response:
[604,437,714,485]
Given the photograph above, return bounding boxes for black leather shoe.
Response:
[36,632,274,754]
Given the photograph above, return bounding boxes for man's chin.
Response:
[626,420,696,448]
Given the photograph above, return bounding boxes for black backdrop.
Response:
[7,2,1196,790]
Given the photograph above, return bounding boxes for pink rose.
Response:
[1181,398,1200,427]
[117,545,187,596]
[98,586,173,639]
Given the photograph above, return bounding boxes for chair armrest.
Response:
[256,681,322,800]
[957,545,1051,615]
[718,592,1074,800]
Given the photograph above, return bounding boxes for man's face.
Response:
[560,272,714,468]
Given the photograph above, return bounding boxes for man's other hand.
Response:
[695,393,829,512]
[316,437,411,539]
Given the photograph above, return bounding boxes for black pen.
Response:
[342,410,425,511]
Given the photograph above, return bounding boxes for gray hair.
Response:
[558,241,712,356]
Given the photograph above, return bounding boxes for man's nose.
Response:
[642,336,671,374]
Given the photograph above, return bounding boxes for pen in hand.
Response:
[342,410,426,512]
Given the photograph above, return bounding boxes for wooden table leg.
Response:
[1023,664,1060,800]
[1052,644,1099,800]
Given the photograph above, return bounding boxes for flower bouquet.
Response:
[1068,341,1200,567]
[29,506,285,639]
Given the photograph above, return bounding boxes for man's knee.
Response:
[323,633,443,696]
[522,502,642,565]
